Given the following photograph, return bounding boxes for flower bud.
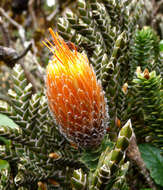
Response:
[44,28,108,148]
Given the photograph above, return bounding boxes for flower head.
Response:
[44,28,108,148]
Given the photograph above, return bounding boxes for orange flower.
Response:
[44,28,108,148]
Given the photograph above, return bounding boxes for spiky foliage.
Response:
[71,120,133,190]
[57,0,144,138]
[130,26,162,80]
[127,26,163,150]
[0,64,133,189]
[128,68,163,150]
[0,64,87,189]
[0,0,162,189]
[0,168,11,189]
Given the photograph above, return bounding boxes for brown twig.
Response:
[0,17,10,47]
[148,0,163,28]
[0,8,38,93]
[14,43,32,61]
[0,7,25,44]
[0,46,20,67]
[127,134,157,190]
[0,44,38,92]
[28,0,38,30]
[0,43,32,67]
[46,5,59,22]
[19,61,38,93]
[30,39,45,81]
[154,0,163,16]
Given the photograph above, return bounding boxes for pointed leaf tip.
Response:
[119,119,132,139]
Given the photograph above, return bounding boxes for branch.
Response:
[127,134,157,190]
[154,0,163,16]
[0,8,25,44]
[28,0,38,30]
[46,5,59,22]
[0,16,10,47]
[19,61,38,93]
[0,8,39,93]
[0,44,38,92]
[30,39,45,81]
[0,43,32,67]
[150,0,163,28]
[15,43,32,61]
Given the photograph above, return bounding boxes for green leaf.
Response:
[159,40,163,52]
[0,114,18,128]
[0,159,9,170]
[0,136,10,145]
[139,144,163,186]
[0,114,16,145]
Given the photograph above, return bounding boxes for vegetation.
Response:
[0,0,162,189]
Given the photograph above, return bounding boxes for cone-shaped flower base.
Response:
[45,28,108,148]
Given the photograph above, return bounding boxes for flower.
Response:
[44,28,108,148]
